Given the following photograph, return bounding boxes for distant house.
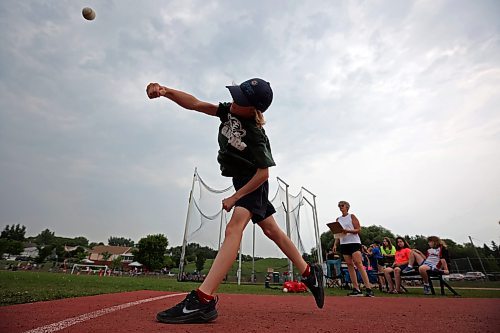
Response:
[20,244,39,258]
[88,245,134,263]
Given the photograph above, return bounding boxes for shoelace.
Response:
[169,293,219,311]
[170,292,198,310]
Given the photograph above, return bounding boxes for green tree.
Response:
[69,237,89,247]
[169,246,182,267]
[101,251,112,261]
[35,229,55,246]
[482,243,494,257]
[163,255,175,270]
[74,250,88,262]
[110,256,123,270]
[195,253,206,272]
[359,225,395,245]
[1,224,26,241]
[491,241,499,258]
[133,234,169,271]
[320,230,334,258]
[108,236,135,247]
[35,245,54,263]
[407,235,428,253]
[0,238,23,255]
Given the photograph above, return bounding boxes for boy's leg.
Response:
[258,216,307,273]
[258,215,324,308]
[198,207,252,295]
[156,207,251,324]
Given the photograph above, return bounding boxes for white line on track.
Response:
[23,292,186,333]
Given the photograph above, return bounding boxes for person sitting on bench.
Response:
[402,236,450,295]
[383,236,411,294]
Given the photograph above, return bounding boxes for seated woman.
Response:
[383,237,411,294]
[368,241,385,289]
[402,235,450,295]
[380,237,396,267]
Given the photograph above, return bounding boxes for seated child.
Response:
[383,237,411,293]
[402,235,450,295]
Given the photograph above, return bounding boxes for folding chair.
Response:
[325,259,345,289]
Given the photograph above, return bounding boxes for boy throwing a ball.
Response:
[147,78,324,324]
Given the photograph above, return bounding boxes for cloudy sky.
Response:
[1,1,499,256]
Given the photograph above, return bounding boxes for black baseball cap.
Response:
[226,78,273,112]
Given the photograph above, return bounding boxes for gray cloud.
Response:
[1,0,499,252]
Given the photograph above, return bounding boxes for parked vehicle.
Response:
[464,271,486,281]
[443,273,464,281]
[487,272,500,281]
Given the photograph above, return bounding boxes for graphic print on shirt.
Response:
[221,114,247,151]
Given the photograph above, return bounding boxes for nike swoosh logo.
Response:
[313,278,319,288]
[182,306,201,314]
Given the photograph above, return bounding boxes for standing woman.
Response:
[332,201,375,297]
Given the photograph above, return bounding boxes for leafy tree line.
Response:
[0,224,26,255]
[3,224,498,272]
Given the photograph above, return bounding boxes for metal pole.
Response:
[178,168,197,281]
[302,187,323,268]
[237,240,242,285]
[277,177,293,281]
[469,236,489,281]
[218,210,224,251]
[466,257,474,272]
[252,223,256,283]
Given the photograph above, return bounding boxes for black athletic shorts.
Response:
[232,176,276,224]
[339,243,362,256]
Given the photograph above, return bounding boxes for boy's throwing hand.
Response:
[222,196,237,212]
[146,83,166,99]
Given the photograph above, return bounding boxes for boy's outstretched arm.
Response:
[146,82,218,116]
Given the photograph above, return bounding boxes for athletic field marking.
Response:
[23,292,186,333]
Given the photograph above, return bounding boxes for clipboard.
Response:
[326,221,344,234]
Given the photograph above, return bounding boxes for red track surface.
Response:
[1,291,499,333]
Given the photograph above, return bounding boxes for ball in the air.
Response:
[82,7,96,21]
[282,288,288,293]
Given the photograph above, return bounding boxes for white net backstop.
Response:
[178,168,323,283]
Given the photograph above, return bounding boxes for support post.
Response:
[252,223,256,283]
[178,168,197,281]
[277,177,293,281]
[302,187,323,268]
[469,236,489,281]
[238,240,243,285]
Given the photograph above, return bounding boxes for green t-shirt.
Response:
[381,245,396,256]
[216,103,275,177]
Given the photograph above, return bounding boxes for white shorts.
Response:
[422,260,438,270]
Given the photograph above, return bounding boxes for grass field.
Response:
[1,270,499,306]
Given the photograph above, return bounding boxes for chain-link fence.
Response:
[449,257,500,276]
